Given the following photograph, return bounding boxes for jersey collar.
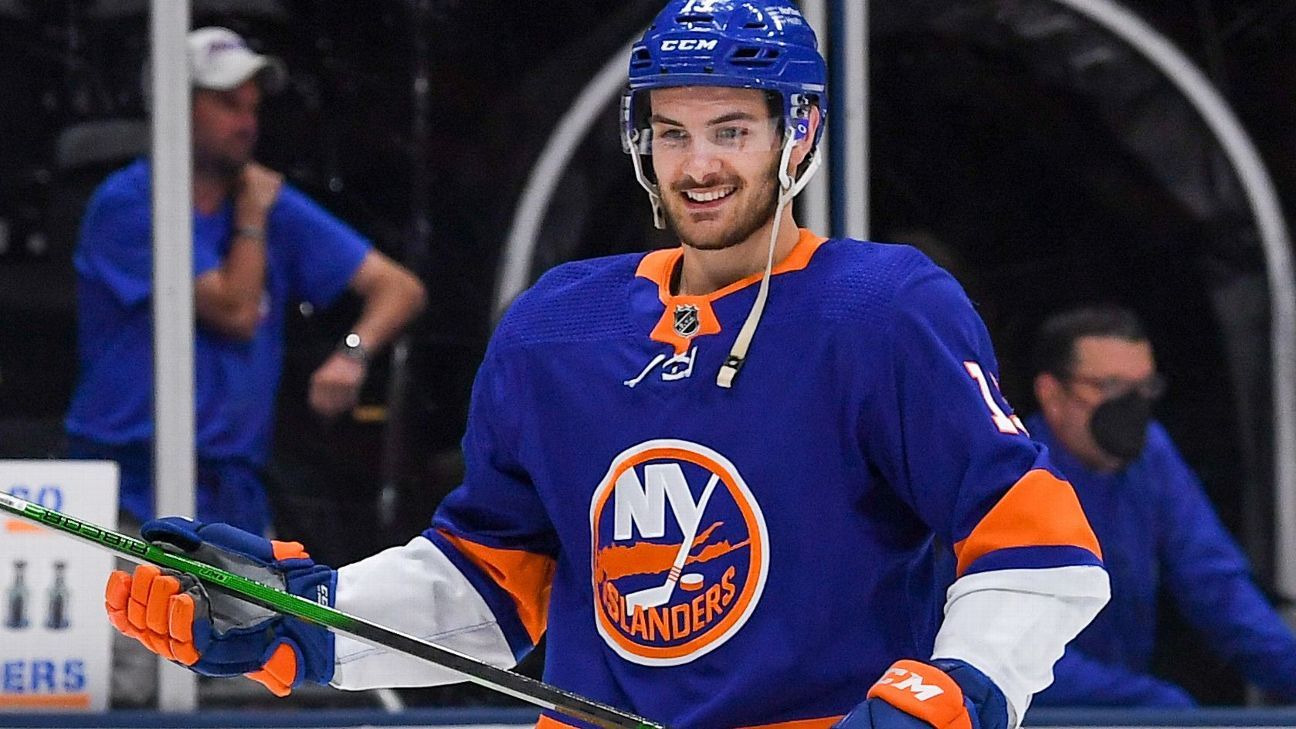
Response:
[635,228,828,353]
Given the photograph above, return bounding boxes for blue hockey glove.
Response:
[104,516,336,695]
[835,659,1010,729]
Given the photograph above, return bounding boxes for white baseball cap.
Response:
[187,27,286,93]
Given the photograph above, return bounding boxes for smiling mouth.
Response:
[681,186,736,205]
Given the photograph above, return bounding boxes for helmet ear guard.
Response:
[780,94,821,192]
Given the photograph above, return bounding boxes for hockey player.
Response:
[104,2,1110,727]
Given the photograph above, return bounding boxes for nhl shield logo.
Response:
[673,304,700,338]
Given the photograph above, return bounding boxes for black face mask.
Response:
[1088,391,1153,462]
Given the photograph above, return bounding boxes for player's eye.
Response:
[711,126,749,147]
[652,127,689,150]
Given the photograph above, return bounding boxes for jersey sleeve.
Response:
[1153,427,1296,701]
[74,179,156,308]
[331,340,556,688]
[865,261,1101,576]
[863,259,1108,724]
[272,185,370,307]
[331,534,519,689]
[426,341,559,660]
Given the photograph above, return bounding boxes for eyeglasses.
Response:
[1064,372,1166,400]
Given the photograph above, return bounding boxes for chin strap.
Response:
[716,119,820,389]
[627,130,667,230]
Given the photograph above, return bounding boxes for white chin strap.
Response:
[627,142,667,230]
[716,134,821,388]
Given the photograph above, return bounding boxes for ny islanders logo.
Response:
[590,439,768,666]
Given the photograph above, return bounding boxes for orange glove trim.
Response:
[244,642,298,697]
[271,540,310,561]
[105,570,130,609]
[866,660,973,729]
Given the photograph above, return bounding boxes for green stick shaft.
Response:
[0,491,663,729]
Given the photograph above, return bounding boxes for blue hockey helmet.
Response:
[622,1,828,156]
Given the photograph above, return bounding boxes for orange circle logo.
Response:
[589,439,768,666]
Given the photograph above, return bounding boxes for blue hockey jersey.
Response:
[334,230,1105,727]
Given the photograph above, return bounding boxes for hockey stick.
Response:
[0,491,664,729]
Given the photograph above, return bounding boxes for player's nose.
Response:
[679,149,723,182]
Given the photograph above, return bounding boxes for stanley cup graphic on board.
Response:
[5,560,29,630]
[45,560,70,630]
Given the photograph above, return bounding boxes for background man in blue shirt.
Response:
[65,26,425,708]
[1028,304,1296,707]
[64,26,426,537]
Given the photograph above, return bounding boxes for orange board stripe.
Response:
[4,520,43,533]
[0,693,92,709]
[537,713,842,728]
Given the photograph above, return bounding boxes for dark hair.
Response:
[1032,305,1147,378]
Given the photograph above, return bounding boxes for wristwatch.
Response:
[337,332,370,367]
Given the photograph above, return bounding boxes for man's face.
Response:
[192,79,262,173]
[1043,335,1158,471]
[647,86,784,251]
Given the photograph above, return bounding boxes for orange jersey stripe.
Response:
[953,468,1101,577]
[537,714,842,728]
[437,530,556,645]
[738,717,843,729]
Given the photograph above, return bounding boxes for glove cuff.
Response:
[280,565,337,686]
[932,659,1010,729]
[867,659,972,729]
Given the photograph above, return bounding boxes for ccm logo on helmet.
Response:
[660,39,719,51]
[877,667,945,701]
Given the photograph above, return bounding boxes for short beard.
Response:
[194,139,253,180]
[212,157,246,180]
[195,153,247,182]
[663,155,782,252]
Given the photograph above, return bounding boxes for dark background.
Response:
[0,0,1292,709]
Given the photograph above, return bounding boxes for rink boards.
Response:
[3,707,1296,729]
